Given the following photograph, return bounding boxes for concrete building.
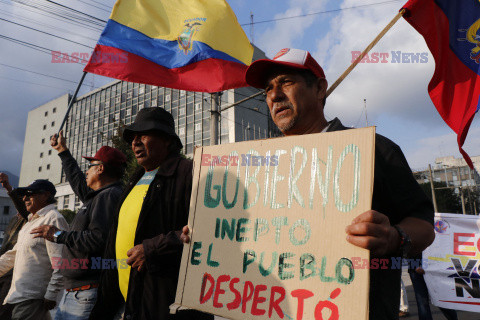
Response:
[20,47,280,211]
[413,156,480,214]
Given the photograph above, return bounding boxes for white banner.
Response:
[424,213,480,312]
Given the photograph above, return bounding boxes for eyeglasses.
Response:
[88,163,102,169]
[24,190,43,196]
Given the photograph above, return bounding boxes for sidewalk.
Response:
[400,268,479,320]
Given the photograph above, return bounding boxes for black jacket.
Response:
[58,150,123,289]
[328,118,434,320]
[90,154,213,320]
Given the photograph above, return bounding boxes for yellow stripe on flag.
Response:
[110,0,253,65]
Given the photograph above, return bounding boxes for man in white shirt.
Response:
[0,180,68,320]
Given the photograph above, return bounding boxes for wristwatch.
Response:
[53,230,64,243]
[393,225,411,259]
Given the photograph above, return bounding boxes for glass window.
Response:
[3,206,9,215]
[40,152,43,158]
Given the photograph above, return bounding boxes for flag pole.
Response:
[58,71,88,133]
[326,9,406,98]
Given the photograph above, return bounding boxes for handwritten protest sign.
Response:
[171,128,375,319]
[424,213,480,312]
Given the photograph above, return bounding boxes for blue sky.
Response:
[0,0,479,177]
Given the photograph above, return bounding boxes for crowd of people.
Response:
[0,49,437,320]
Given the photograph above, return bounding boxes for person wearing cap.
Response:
[243,48,435,319]
[29,131,126,320]
[90,107,212,320]
[0,179,67,320]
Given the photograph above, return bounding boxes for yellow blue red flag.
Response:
[84,0,254,93]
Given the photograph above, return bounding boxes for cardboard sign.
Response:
[171,128,375,320]
[424,213,480,312]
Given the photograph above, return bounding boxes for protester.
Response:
[90,107,212,320]
[0,173,28,320]
[244,48,435,319]
[408,254,458,320]
[29,133,126,320]
[0,179,68,320]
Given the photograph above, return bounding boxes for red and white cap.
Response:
[245,48,325,89]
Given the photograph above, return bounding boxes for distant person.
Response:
[399,279,410,317]
[90,108,212,320]
[0,179,68,320]
[30,132,126,320]
[0,172,28,320]
[409,254,458,320]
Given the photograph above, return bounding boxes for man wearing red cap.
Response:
[243,48,435,320]
[31,131,126,320]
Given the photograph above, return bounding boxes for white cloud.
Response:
[258,0,328,57]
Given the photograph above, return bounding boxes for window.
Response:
[104,116,109,124]
[140,87,145,94]
[94,121,98,128]
[195,103,202,111]
[180,90,186,96]
[115,97,121,104]
[38,166,42,172]
[47,164,50,170]
[53,107,56,113]
[165,94,171,102]
[127,92,133,99]
[151,99,157,107]
[48,150,52,155]
[63,196,70,209]
[51,121,55,127]
[179,107,185,116]
[126,108,131,116]
[195,123,201,131]
[41,138,45,144]
[43,124,46,130]
[138,103,144,110]
[179,127,185,136]
[115,113,120,121]
[44,111,48,117]
[40,152,43,158]
[3,206,9,215]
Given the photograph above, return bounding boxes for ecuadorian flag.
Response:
[84,0,254,93]
[403,0,480,168]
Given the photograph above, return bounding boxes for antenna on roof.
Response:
[250,12,254,44]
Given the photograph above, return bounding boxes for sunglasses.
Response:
[24,190,44,196]
[88,163,102,169]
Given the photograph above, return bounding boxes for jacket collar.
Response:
[137,154,183,178]
[87,181,123,200]
[28,203,56,221]
[326,117,348,132]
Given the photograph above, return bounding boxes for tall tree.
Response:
[110,121,139,185]
[419,181,462,213]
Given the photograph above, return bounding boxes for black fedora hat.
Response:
[123,107,183,149]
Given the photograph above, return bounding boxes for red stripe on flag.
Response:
[439,300,480,306]
[84,45,249,93]
[403,0,480,168]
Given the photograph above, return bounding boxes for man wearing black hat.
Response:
[242,48,435,320]
[90,107,212,320]
[0,179,67,320]
[30,132,126,319]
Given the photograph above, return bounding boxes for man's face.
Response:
[131,131,170,171]
[23,191,50,214]
[265,69,326,135]
[85,161,103,188]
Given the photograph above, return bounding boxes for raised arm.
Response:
[51,130,90,201]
